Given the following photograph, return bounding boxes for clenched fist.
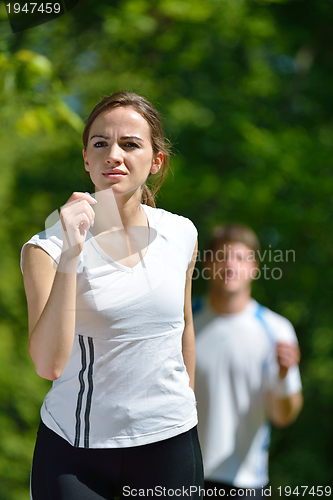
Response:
[276,342,301,379]
[60,192,97,259]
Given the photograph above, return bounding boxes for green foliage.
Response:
[0,0,333,496]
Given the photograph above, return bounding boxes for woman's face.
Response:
[83,106,163,196]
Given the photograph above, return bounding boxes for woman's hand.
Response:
[60,192,97,262]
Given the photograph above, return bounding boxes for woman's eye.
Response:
[124,142,139,149]
[93,141,107,148]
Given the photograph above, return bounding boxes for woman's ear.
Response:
[150,152,164,175]
[83,149,89,172]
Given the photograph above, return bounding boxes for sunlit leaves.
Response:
[0,49,84,138]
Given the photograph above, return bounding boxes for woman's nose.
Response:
[106,143,122,164]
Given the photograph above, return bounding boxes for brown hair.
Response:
[83,92,171,208]
[207,223,261,261]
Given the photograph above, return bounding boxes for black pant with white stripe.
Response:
[31,421,204,499]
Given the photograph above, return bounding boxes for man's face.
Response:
[208,241,258,294]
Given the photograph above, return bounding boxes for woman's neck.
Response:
[90,188,147,236]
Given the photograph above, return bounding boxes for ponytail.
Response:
[141,185,156,208]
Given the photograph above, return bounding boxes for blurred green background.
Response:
[0,0,333,497]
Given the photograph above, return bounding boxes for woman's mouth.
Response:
[102,169,126,178]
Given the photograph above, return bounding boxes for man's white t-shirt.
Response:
[21,205,198,449]
[194,298,302,488]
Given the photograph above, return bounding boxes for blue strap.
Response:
[254,303,275,346]
[255,303,276,372]
[192,296,204,317]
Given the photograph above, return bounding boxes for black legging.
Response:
[31,421,204,499]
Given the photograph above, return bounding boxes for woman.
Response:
[21,92,203,499]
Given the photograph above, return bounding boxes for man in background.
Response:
[194,224,303,499]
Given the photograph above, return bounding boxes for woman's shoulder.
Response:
[143,205,197,234]
[20,212,64,272]
[24,212,64,248]
[143,205,197,265]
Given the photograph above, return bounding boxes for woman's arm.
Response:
[182,240,198,391]
[23,246,78,380]
[22,193,95,381]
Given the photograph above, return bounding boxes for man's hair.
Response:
[206,223,261,261]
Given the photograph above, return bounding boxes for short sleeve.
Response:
[265,356,302,396]
[20,214,63,273]
[155,208,198,267]
[184,218,198,266]
[263,309,302,396]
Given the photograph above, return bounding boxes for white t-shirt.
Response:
[194,298,302,488]
[21,205,198,448]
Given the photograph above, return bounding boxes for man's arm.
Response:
[266,342,303,427]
